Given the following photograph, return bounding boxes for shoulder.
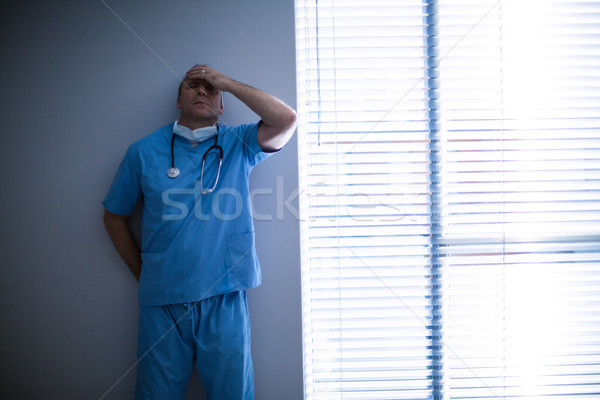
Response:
[220,122,261,147]
[220,121,271,165]
[220,122,258,136]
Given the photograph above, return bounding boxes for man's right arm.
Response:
[103,209,142,281]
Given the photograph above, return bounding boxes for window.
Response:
[295,1,600,399]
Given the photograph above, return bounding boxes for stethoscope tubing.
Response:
[199,140,223,194]
[168,126,223,194]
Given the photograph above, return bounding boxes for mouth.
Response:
[192,99,209,106]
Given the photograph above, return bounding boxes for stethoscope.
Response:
[167,126,224,194]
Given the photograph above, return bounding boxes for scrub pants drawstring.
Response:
[185,302,198,341]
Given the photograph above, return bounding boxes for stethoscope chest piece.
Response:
[168,125,222,187]
[167,167,180,179]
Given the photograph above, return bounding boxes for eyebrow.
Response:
[183,79,217,92]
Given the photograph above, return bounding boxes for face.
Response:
[177,78,223,125]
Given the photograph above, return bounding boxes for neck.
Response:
[178,116,218,130]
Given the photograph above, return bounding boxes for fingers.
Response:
[185,64,233,93]
[186,64,213,81]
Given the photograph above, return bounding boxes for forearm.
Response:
[103,209,142,281]
[226,79,296,151]
[223,79,296,130]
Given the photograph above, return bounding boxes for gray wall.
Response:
[0,1,303,399]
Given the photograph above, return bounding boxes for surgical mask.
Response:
[173,121,218,145]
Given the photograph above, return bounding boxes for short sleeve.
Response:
[238,121,275,166]
[102,144,142,216]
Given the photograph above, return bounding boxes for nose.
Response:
[195,82,207,96]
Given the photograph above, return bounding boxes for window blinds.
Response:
[436,1,600,399]
[296,1,433,399]
[295,0,600,399]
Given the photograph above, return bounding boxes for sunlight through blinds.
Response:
[435,0,600,398]
[296,1,432,399]
[295,0,600,399]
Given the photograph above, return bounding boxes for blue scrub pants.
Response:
[135,291,254,400]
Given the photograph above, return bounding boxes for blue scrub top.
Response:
[103,122,272,306]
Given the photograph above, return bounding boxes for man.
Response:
[102,64,296,399]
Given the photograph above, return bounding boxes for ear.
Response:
[176,95,181,110]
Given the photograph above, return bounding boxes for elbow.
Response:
[275,110,297,150]
[278,108,297,139]
[286,108,297,131]
[258,108,298,152]
[276,104,297,132]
